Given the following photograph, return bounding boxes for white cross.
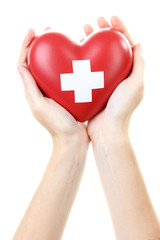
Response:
[60,60,104,103]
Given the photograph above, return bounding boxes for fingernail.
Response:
[111,15,117,23]
[18,65,25,77]
[18,65,23,75]
[98,16,105,23]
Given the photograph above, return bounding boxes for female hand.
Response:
[84,16,145,141]
[17,29,89,147]
[14,28,90,240]
[83,18,160,240]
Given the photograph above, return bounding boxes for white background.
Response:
[0,0,160,239]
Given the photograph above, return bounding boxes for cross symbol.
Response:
[60,60,104,103]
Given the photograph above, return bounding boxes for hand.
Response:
[14,29,90,240]
[84,16,145,141]
[17,29,89,147]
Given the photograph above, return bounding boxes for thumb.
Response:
[130,43,145,81]
[18,65,43,107]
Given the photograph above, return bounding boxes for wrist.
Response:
[51,122,89,149]
[53,134,88,151]
[91,127,130,166]
[51,130,89,165]
[91,118,130,148]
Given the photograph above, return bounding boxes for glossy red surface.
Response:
[28,28,133,122]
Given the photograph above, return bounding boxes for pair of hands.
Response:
[18,16,145,147]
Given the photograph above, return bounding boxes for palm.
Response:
[88,70,144,139]
[18,29,87,139]
[43,96,86,136]
[85,16,138,139]
[87,78,129,138]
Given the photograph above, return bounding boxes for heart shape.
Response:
[27,28,133,122]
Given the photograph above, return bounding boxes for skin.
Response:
[13,16,160,240]
[13,27,90,240]
[85,16,160,239]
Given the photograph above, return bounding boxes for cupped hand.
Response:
[84,16,145,141]
[17,29,89,145]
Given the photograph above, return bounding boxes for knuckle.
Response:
[138,81,145,93]
[139,53,145,66]
[133,80,145,102]
[31,100,44,117]
[138,82,145,99]
[139,80,145,92]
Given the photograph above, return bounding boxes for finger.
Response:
[43,27,51,31]
[97,16,111,28]
[80,38,85,43]
[111,16,134,46]
[18,29,35,66]
[84,24,94,36]
[129,43,145,81]
[18,65,43,107]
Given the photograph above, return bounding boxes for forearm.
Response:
[12,137,88,240]
[92,124,160,240]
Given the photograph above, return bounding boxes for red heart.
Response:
[27,28,133,122]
